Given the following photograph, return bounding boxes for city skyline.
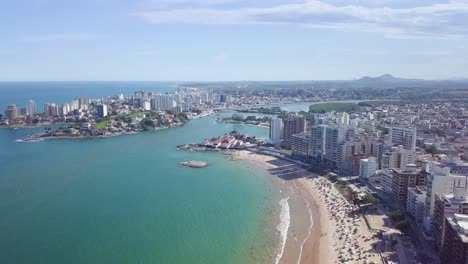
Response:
[1,0,468,81]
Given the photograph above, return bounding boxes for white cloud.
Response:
[20,33,103,43]
[131,0,468,38]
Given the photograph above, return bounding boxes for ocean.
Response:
[0,82,280,264]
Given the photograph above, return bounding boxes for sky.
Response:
[0,0,467,81]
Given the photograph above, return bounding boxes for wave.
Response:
[15,138,43,143]
[275,197,290,264]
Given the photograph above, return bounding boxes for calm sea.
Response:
[0,82,279,264]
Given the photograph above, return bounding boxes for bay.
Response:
[0,82,279,264]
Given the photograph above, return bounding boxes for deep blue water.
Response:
[0,81,176,112]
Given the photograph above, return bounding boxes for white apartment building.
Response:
[269,117,283,145]
[359,157,377,178]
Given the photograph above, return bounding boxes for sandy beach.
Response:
[233,150,383,264]
[233,150,328,264]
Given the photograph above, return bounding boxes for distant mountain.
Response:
[357,74,420,83]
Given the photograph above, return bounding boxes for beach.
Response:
[234,150,383,264]
[233,150,328,264]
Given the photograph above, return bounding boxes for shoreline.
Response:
[232,150,329,264]
[233,149,384,264]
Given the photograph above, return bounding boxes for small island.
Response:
[180,161,208,168]
[217,114,270,127]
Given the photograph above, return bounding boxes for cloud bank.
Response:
[132,0,468,38]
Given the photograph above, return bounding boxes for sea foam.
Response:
[275,197,290,264]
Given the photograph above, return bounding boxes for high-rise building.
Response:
[391,165,426,203]
[97,104,108,118]
[340,112,350,125]
[27,100,36,115]
[359,157,377,178]
[440,214,468,264]
[78,97,91,109]
[19,107,28,115]
[324,125,347,163]
[291,133,311,158]
[142,100,151,111]
[269,117,283,145]
[152,94,176,111]
[184,96,193,112]
[407,186,427,224]
[310,113,327,127]
[425,162,468,219]
[433,189,468,251]
[310,125,327,159]
[43,103,52,117]
[381,145,416,170]
[390,126,417,150]
[336,136,381,175]
[283,114,306,149]
[4,104,18,121]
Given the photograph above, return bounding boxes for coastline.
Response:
[232,150,329,264]
[233,150,384,264]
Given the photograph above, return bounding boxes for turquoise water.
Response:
[0,112,278,263]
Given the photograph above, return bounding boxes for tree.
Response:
[425,145,442,155]
[396,221,410,234]
[231,114,244,121]
[390,210,404,222]
[362,194,377,204]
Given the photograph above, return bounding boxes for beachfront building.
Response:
[390,126,417,150]
[4,104,18,121]
[291,133,311,158]
[324,125,347,165]
[97,104,108,118]
[336,136,381,176]
[440,214,468,264]
[310,125,327,159]
[359,157,377,178]
[407,186,427,223]
[27,100,36,115]
[391,165,427,203]
[381,169,394,194]
[269,117,283,145]
[282,114,306,149]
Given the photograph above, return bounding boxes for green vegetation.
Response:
[238,106,285,115]
[309,103,357,113]
[334,182,354,204]
[223,114,270,123]
[425,145,443,155]
[326,173,338,182]
[280,149,292,155]
[96,120,107,129]
[361,194,377,204]
[357,100,404,107]
[389,210,404,222]
[127,111,145,118]
[395,221,410,234]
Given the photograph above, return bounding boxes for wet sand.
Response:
[233,150,330,264]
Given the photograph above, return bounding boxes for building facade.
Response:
[269,117,283,145]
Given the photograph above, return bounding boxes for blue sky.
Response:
[0,0,467,81]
